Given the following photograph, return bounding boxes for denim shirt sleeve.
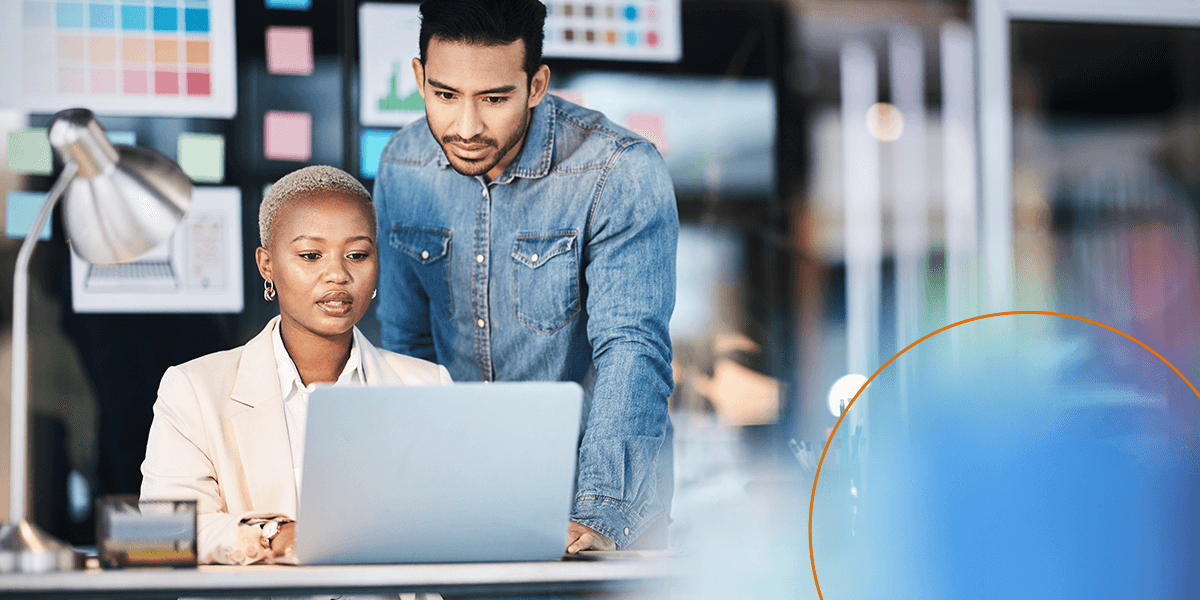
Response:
[571,140,678,548]
[374,170,437,363]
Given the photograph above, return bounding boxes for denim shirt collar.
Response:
[433,95,556,184]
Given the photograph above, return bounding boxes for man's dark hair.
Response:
[419,0,547,80]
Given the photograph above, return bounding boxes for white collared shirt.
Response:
[271,321,366,496]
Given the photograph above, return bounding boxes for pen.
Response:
[788,438,816,471]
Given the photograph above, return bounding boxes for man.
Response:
[374,0,677,553]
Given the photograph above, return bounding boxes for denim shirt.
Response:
[374,95,677,548]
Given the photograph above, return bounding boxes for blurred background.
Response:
[1,0,1199,596]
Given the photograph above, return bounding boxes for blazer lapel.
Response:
[357,327,420,386]
[228,317,298,518]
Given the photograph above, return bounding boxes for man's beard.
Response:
[433,109,530,178]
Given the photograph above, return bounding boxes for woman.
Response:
[140,165,452,565]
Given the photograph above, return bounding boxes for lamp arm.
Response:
[10,162,77,523]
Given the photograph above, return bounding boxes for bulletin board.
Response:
[1,0,796,518]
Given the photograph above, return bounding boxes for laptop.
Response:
[295,381,584,565]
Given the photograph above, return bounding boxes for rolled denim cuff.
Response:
[571,494,643,550]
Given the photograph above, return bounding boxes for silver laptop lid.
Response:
[295,382,583,564]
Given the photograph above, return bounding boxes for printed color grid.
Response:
[23,1,213,97]
[543,0,681,62]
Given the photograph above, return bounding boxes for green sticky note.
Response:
[177,133,224,183]
[8,129,52,175]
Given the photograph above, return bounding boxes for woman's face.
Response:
[256,192,378,341]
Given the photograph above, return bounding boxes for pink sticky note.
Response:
[264,110,312,162]
[625,113,670,155]
[550,90,587,107]
[266,26,314,75]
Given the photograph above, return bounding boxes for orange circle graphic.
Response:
[807,310,1200,599]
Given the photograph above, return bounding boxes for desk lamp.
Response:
[0,108,192,572]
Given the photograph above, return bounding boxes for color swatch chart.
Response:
[542,0,681,62]
[0,0,235,117]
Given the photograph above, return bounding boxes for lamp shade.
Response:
[48,109,191,265]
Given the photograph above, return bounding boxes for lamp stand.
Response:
[0,163,82,573]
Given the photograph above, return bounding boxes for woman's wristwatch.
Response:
[260,519,281,550]
[243,517,288,550]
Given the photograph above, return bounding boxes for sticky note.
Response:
[265,0,312,10]
[550,90,587,107]
[266,26,313,75]
[625,113,670,155]
[8,128,52,175]
[360,129,395,179]
[263,110,312,162]
[107,131,136,146]
[6,192,52,240]
[177,133,224,183]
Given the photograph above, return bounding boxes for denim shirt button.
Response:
[421,250,430,260]
[476,254,484,263]
[531,253,539,263]
[477,319,486,328]
[623,527,630,536]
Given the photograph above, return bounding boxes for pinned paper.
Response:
[266,26,313,75]
[177,133,225,183]
[264,111,312,162]
[360,129,395,179]
[8,128,52,175]
[6,192,52,240]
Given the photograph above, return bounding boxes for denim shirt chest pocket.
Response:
[390,225,454,319]
[512,230,580,334]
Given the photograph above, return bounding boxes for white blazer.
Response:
[140,317,452,563]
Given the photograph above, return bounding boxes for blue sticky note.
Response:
[120,4,146,29]
[107,131,136,146]
[184,7,208,32]
[152,5,176,31]
[7,192,52,241]
[56,2,84,27]
[89,3,115,28]
[265,0,311,10]
[360,129,395,179]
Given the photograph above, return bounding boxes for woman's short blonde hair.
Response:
[258,165,375,248]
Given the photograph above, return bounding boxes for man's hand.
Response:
[566,521,615,554]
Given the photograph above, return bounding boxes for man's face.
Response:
[413,37,549,182]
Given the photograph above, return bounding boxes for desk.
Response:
[0,556,677,599]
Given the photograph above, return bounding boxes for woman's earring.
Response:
[372,288,377,300]
[263,279,277,302]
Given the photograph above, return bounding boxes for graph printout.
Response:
[359,2,424,128]
[543,0,681,62]
[0,0,236,117]
[70,186,244,313]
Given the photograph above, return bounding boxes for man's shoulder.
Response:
[549,96,660,171]
[380,118,442,168]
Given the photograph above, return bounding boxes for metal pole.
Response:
[10,162,75,523]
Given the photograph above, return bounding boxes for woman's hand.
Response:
[267,521,297,559]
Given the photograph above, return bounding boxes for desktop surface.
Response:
[0,553,676,599]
